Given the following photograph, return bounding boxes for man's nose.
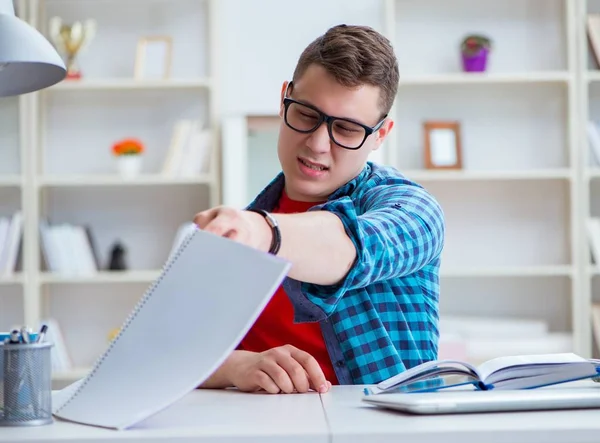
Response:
[306,122,332,154]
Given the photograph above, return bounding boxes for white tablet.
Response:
[362,388,600,415]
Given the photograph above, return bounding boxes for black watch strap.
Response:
[247,208,281,255]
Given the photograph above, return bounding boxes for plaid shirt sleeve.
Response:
[300,182,445,314]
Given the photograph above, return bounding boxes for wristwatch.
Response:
[247,208,281,255]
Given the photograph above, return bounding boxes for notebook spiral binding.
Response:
[54,227,200,414]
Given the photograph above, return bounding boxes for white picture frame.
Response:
[134,36,172,80]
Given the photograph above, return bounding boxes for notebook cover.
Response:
[52,228,291,429]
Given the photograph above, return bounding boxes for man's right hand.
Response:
[218,345,331,394]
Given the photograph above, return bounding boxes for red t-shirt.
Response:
[238,190,339,385]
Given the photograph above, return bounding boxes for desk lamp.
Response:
[0,0,65,97]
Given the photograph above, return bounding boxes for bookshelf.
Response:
[5,0,600,384]
[0,0,221,386]
[580,0,600,359]
[382,0,583,362]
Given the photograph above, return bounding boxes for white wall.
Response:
[217,0,385,115]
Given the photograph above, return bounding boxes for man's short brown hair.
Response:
[292,24,399,117]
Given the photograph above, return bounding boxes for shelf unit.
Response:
[381,0,585,360]
[579,0,600,359]
[0,0,221,385]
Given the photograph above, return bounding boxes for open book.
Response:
[367,353,600,394]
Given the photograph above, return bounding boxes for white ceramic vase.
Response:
[116,155,142,179]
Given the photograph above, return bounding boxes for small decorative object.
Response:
[107,241,128,271]
[423,121,462,170]
[112,138,144,179]
[48,16,96,80]
[460,34,491,73]
[134,36,172,80]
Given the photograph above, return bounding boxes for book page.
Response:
[377,359,479,391]
[477,353,587,382]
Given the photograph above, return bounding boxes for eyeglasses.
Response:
[282,84,387,150]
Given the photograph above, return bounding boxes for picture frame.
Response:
[134,36,172,80]
[423,121,462,170]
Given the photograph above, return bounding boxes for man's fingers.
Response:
[193,209,219,229]
[276,355,311,393]
[260,360,295,394]
[203,218,236,237]
[287,346,328,393]
[255,371,280,394]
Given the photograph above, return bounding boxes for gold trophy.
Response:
[48,17,96,80]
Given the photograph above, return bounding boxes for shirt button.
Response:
[336,360,345,368]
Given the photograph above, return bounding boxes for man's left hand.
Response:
[193,206,272,252]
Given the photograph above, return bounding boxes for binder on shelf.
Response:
[51,228,290,430]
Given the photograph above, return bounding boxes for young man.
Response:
[195,24,444,394]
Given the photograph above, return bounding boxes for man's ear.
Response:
[279,81,289,118]
[373,118,394,150]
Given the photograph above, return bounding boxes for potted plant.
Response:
[112,138,144,179]
[460,34,492,72]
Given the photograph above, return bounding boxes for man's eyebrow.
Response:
[291,96,369,125]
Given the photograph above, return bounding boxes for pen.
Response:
[35,324,48,343]
[20,326,31,344]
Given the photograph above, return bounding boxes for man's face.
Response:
[277,64,394,202]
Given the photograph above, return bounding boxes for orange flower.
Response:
[112,138,144,156]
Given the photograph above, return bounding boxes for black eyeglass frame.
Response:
[282,82,387,150]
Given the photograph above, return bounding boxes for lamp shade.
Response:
[0,3,66,97]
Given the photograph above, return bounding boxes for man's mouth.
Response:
[298,157,329,171]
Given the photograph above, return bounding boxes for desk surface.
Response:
[323,383,600,443]
[4,383,600,443]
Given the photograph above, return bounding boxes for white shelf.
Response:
[47,78,212,91]
[399,71,572,86]
[0,175,22,187]
[0,274,24,285]
[440,266,574,278]
[403,169,572,182]
[39,270,161,285]
[585,71,600,83]
[38,174,214,187]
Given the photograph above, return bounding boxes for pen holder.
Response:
[0,342,53,426]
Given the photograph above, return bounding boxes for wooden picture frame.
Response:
[134,36,172,80]
[423,121,462,170]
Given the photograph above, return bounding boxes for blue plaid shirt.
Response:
[247,162,445,384]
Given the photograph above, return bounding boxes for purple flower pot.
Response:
[461,48,489,72]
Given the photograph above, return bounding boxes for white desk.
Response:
[323,382,600,443]
[1,388,328,443]
[3,383,600,443]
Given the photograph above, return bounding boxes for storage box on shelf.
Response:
[379,0,580,362]
[8,0,221,385]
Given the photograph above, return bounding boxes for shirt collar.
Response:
[248,162,372,210]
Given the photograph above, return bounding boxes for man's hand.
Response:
[193,206,272,252]
[209,345,331,394]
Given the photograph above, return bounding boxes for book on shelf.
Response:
[587,120,600,166]
[588,15,600,69]
[39,220,100,276]
[438,315,573,364]
[41,318,73,374]
[161,119,212,177]
[586,217,600,266]
[366,353,600,395]
[0,211,22,276]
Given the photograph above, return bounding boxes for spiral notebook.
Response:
[51,228,291,430]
